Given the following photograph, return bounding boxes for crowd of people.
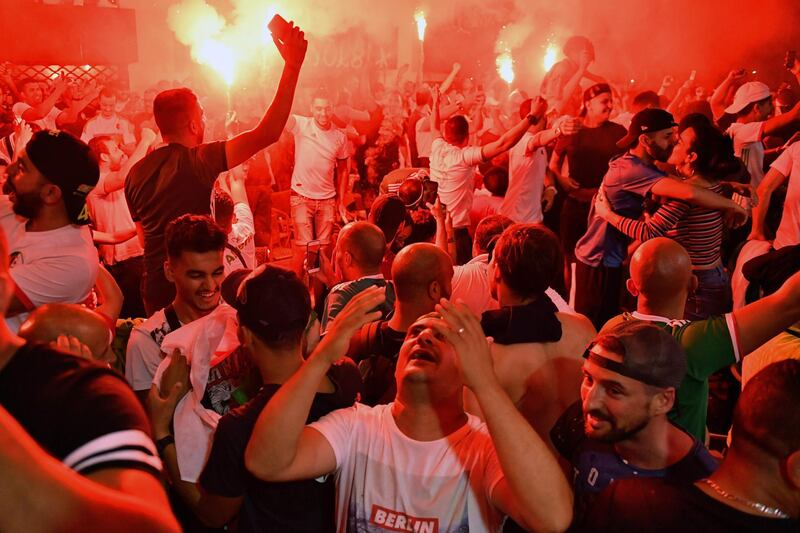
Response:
[1,16,800,533]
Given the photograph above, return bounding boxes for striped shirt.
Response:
[612,183,724,268]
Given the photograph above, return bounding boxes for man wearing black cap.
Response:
[148,265,362,531]
[573,108,745,328]
[1,129,100,332]
[550,320,718,524]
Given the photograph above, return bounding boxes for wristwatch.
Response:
[155,434,175,456]
[526,113,541,126]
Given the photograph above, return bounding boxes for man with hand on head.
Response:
[245,288,573,533]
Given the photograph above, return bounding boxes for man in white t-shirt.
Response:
[87,129,157,318]
[502,99,581,224]
[12,78,68,131]
[750,140,800,249]
[1,130,100,333]
[451,215,573,317]
[429,86,548,265]
[285,92,350,262]
[725,81,800,188]
[81,88,136,152]
[125,215,225,403]
[244,288,573,533]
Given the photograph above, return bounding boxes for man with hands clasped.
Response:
[244,286,573,532]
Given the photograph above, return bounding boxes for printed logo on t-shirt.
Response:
[369,504,439,533]
[9,251,22,268]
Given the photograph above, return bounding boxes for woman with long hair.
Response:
[594,115,742,319]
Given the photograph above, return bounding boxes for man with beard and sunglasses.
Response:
[550,320,718,525]
[1,130,100,333]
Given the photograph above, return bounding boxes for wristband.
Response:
[155,435,175,456]
[526,113,540,126]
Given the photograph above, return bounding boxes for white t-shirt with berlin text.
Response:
[310,402,506,533]
[429,137,484,228]
[289,115,349,200]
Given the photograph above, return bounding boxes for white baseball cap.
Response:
[725,81,772,114]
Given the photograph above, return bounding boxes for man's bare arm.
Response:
[225,25,307,169]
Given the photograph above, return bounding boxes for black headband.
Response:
[583,349,671,388]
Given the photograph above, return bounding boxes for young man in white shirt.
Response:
[87,129,157,318]
[285,91,350,268]
[12,77,67,131]
[725,80,800,188]
[429,86,547,264]
[1,130,100,333]
[81,88,136,152]
[502,99,581,224]
[245,288,573,533]
[125,215,225,403]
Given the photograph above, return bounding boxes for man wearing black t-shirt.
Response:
[581,359,800,533]
[550,320,718,525]
[150,264,362,531]
[549,83,626,267]
[0,229,179,532]
[346,242,452,405]
[125,23,307,315]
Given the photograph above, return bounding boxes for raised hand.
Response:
[272,21,308,69]
[147,350,190,438]
[578,49,593,71]
[314,286,386,364]
[51,335,92,359]
[430,299,496,392]
[531,96,548,121]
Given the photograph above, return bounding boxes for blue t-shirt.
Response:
[551,401,718,523]
[575,153,666,267]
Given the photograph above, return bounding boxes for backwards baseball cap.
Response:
[25,130,98,225]
[725,81,771,115]
[222,265,311,344]
[584,320,687,388]
[583,83,611,103]
[616,108,677,149]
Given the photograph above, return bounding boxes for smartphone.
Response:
[786,50,797,70]
[268,14,292,43]
[305,240,321,274]
[689,70,697,81]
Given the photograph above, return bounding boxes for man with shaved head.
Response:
[320,221,395,334]
[18,303,114,363]
[347,242,453,404]
[603,237,800,440]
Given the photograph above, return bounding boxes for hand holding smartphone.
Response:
[305,240,321,274]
